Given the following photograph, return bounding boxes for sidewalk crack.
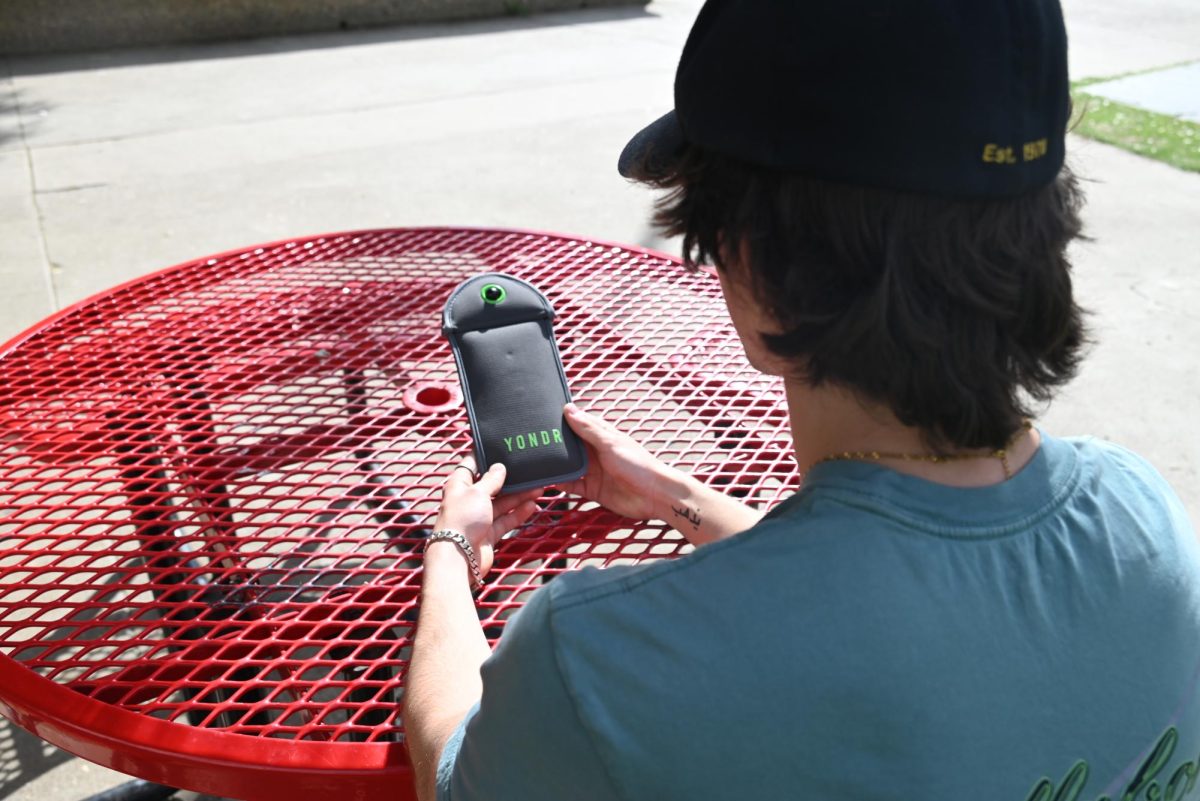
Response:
[5,56,61,313]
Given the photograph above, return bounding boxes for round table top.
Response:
[0,227,796,800]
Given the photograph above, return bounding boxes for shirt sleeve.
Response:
[435,583,624,801]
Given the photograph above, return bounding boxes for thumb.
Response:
[564,403,608,446]
[476,462,507,496]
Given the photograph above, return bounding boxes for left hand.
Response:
[433,456,542,578]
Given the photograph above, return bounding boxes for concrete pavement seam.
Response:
[16,65,669,155]
[5,56,61,314]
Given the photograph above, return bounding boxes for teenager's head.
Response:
[618,0,1086,451]
[640,146,1088,452]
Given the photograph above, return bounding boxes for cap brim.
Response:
[617,110,686,181]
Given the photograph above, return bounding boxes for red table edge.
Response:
[0,225,683,359]
[0,662,409,799]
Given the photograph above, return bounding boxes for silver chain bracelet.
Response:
[426,529,484,590]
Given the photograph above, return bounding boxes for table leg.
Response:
[80,779,180,801]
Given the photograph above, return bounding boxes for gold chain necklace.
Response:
[811,420,1033,480]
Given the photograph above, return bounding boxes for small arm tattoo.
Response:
[671,504,701,530]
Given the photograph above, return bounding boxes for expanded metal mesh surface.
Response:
[0,229,795,763]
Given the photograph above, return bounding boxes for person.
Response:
[405,0,1200,799]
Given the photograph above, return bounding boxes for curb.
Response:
[1,0,650,56]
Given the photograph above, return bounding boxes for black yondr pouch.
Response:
[442,273,587,493]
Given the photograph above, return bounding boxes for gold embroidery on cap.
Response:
[983,138,1049,165]
[1023,138,1049,161]
[983,143,1017,164]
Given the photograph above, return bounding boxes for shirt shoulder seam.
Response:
[796,455,1084,540]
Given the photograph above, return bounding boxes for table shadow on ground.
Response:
[0,717,73,800]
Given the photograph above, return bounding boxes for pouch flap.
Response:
[443,273,553,334]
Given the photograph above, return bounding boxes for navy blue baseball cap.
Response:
[619,0,1070,197]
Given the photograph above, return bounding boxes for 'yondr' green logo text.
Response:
[504,428,563,453]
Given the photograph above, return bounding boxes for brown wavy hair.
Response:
[642,146,1090,451]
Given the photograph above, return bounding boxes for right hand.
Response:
[558,403,675,521]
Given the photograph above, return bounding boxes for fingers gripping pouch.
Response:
[443,274,587,493]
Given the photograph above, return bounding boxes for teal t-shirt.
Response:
[437,434,1200,801]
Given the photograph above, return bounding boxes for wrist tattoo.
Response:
[671,504,702,530]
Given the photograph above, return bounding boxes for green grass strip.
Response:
[1071,92,1200,172]
[1070,62,1200,173]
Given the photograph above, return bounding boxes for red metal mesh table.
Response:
[0,228,797,800]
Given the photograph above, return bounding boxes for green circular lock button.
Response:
[481,284,506,305]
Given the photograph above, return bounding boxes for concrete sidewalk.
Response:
[2,0,1199,797]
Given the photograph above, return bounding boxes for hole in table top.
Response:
[403,382,460,414]
[415,386,451,407]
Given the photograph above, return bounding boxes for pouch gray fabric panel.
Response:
[443,274,587,493]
